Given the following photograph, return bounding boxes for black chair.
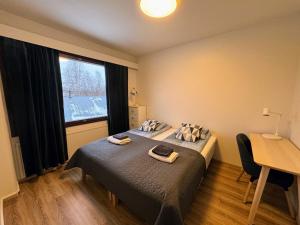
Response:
[236,133,295,217]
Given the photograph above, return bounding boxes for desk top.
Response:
[250,133,300,176]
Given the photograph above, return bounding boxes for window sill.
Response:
[66,120,108,135]
[65,117,107,128]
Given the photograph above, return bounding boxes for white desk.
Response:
[248,133,300,225]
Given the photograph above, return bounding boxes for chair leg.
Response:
[108,191,112,201]
[236,169,245,182]
[111,193,118,207]
[284,190,296,218]
[243,181,253,203]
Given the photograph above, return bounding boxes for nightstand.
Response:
[129,105,146,129]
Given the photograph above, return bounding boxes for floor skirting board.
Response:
[0,198,3,225]
[0,189,20,225]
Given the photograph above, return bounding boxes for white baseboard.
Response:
[0,189,20,225]
[0,198,3,225]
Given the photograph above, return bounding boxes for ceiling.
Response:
[1,0,300,56]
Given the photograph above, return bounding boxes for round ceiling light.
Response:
[140,0,177,18]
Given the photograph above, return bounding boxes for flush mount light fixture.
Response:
[140,0,177,18]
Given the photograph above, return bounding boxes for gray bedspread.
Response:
[65,132,206,225]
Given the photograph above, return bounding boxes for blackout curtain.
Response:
[105,62,129,135]
[0,37,68,177]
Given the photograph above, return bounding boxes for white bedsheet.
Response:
[153,128,217,169]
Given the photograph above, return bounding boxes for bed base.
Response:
[81,169,87,180]
[82,169,119,207]
[108,191,119,207]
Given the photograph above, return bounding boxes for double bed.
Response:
[152,128,217,169]
[65,127,217,225]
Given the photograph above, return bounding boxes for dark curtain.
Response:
[105,62,129,135]
[0,37,68,176]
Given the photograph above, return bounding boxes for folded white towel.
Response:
[107,136,131,145]
[148,146,179,163]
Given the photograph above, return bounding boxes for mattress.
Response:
[128,125,171,138]
[153,128,217,169]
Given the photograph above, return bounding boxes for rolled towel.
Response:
[107,136,131,145]
[148,146,179,163]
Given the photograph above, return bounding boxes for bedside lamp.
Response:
[262,107,282,140]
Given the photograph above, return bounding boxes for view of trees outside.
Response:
[59,56,107,122]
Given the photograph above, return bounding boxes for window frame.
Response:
[59,52,108,128]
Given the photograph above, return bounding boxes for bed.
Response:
[65,128,217,225]
[152,128,217,169]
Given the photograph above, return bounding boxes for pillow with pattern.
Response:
[155,122,169,131]
[175,123,202,142]
[200,127,210,140]
[138,120,160,132]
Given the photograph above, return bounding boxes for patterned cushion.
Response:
[175,123,202,142]
[200,127,210,140]
[155,122,168,131]
[138,120,160,132]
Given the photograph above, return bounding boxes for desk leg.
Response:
[297,176,300,225]
[247,166,270,225]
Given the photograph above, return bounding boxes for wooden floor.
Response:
[4,160,297,225]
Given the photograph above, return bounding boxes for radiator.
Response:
[11,137,26,181]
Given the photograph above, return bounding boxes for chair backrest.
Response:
[236,133,261,177]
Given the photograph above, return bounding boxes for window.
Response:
[59,53,107,127]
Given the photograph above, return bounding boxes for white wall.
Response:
[66,121,108,157]
[128,69,138,106]
[290,58,300,147]
[0,77,19,225]
[137,16,300,166]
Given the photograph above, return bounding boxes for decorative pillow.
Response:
[175,123,202,142]
[200,127,210,140]
[174,127,182,134]
[138,120,160,132]
[155,122,168,131]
